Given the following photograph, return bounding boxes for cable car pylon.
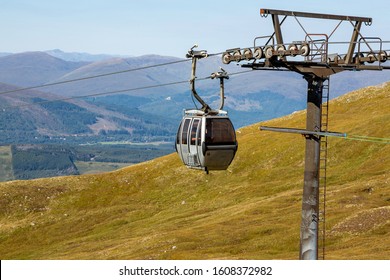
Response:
[221,8,390,260]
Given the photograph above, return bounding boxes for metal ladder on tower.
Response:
[319,77,330,260]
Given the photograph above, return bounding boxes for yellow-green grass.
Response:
[74,161,132,175]
[0,83,389,260]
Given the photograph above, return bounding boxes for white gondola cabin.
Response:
[176,110,237,173]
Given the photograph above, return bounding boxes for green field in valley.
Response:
[0,143,173,181]
[0,146,13,181]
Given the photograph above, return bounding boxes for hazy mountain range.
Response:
[0,50,389,144]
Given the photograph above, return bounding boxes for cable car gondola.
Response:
[176,45,238,173]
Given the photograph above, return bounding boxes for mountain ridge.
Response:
[0,52,88,87]
[1,50,390,143]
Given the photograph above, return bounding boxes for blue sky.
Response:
[0,0,389,57]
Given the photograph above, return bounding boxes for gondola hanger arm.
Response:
[186,44,208,59]
[210,67,229,111]
[186,45,231,114]
[187,45,211,113]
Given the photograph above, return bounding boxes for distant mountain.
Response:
[45,49,123,62]
[0,50,389,144]
[43,55,190,98]
[0,52,88,87]
[330,69,390,97]
[0,49,121,62]
[0,52,12,58]
[1,50,389,102]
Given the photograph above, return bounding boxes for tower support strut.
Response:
[300,75,324,260]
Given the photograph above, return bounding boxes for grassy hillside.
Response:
[0,82,389,260]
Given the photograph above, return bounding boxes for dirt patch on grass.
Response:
[331,206,390,235]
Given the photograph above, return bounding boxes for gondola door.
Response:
[177,118,191,166]
[188,118,201,167]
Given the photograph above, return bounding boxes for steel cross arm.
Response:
[260,8,372,24]
[241,63,290,72]
[243,60,342,78]
[259,126,347,138]
[242,60,387,78]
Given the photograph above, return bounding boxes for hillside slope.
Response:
[0,83,177,144]
[0,83,389,260]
